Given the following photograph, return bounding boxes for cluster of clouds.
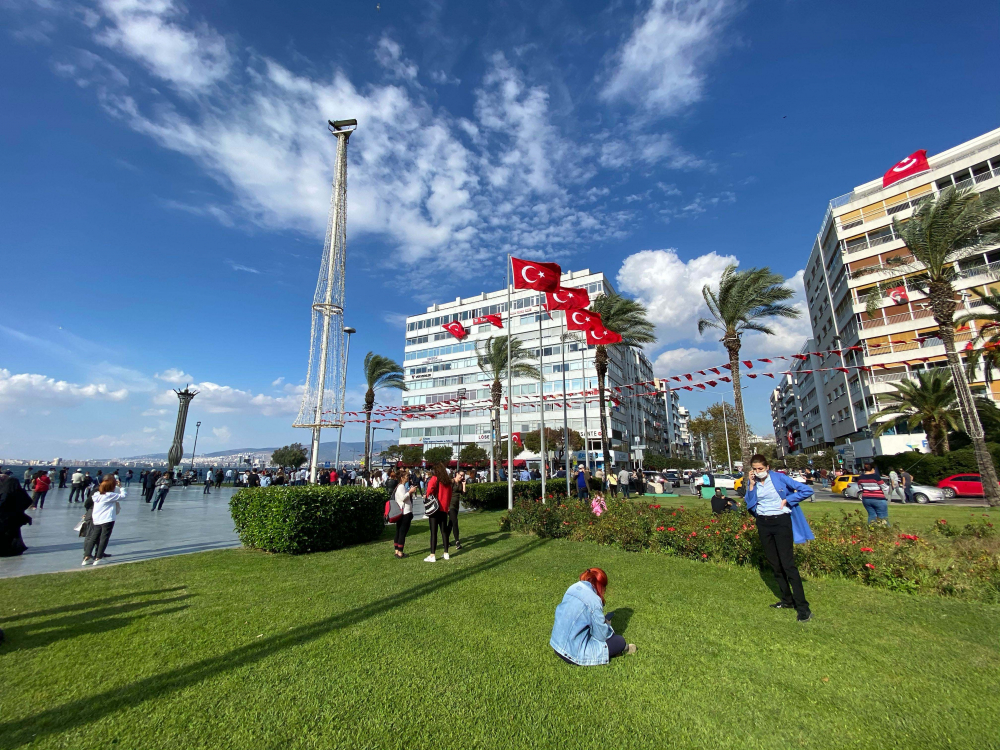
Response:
[0,368,128,413]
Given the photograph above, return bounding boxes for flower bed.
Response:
[499,497,1000,601]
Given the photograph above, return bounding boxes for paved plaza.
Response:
[1,483,243,579]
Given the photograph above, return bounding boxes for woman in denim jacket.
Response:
[550,568,636,665]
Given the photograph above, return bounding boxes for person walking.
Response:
[423,463,453,563]
[575,465,590,500]
[58,467,68,489]
[144,470,159,503]
[82,475,126,565]
[857,464,889,524]
[31,472,51,509]
[900,468,914,504]
[124,469,133,488]
[549,568,636,666]
[23,468,32,487]
[449,470,467,551]
[69,468,85,502]
[151,471,173,511]
[744,454,814,623]
[617,467,631,499]
[887,468,903,504]
[203,472,213,495]
[607,470,618,497]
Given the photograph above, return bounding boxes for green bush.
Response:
[461,480,581,510]
[499,499,1000,602]
[229,485,386,554]
[872,443,1000,485]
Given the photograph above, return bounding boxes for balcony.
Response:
[870,371,917,385]
[864,330,974,357]
[956,260,1000,282]
[861,307,934,330]
[843,232,901,257]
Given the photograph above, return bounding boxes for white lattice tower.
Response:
[294,119,356,481]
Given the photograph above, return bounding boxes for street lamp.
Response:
[371,425,395,472]
[189,421,201,476]
[335,325,356,473]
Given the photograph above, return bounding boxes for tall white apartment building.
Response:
[399,269,667,470]
[775,128,1000,464]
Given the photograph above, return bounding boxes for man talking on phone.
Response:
[744,454,815,622]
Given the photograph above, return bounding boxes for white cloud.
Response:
[271,376,285,387]
[155,367,192,384]
[226,260,260,274]
[153,380,299,416]
[0,368,128,410]
[95,0,231,92]
[616,248,736,346]
[651,347,725,377]
[374,35,418,82]
[212,425,232,441]
[601,0,737,116]
[141,407,167,416]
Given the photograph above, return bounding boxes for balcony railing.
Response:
[864,330,974,356]
[848,255,917,279]
[861,307,934,330]
[870,371,916,384]
[843,231,900,256]
[956,260,1000,281]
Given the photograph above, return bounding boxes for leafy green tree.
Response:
[400,445,424,466]
[362,352,407,474]
[688,403,743,471]
[459,443,488,468]
[271,443,307,470]
[699,265,800,476]
[589,292,656,473]
[476,335,540,474]
[858,187,1000,505]
[424,446,453,465]
[955,287,1000,388]
[521,427,584,465]
[868,370,962,455]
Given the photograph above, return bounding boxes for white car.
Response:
[843,482,943,504]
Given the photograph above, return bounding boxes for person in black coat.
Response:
[0,475,33,557]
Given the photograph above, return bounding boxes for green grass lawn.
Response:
[1,508,998,750]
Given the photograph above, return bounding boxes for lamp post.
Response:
[189,421,201,476]
[335,325,356,473]
[456,387,467,472]
[371,426,394,474]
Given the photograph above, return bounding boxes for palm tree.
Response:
[698,265,800,475]
[955,288,1000,387]
[362,352,406,473]
[476,335,540,475]
[859,187,1000,506]
[867,370,961,455]
[589,293,656,474]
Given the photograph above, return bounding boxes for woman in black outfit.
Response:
[450,470,467,551]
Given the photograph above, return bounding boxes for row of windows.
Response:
[406,356,479,376]
[404,341,477,362]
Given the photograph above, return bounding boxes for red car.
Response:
[937,474,987,498]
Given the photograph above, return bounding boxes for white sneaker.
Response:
[442,552,450,560]
[423,554,436,563]
[81,559,91,566]
[92,558,103,565]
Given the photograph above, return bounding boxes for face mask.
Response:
[754,470,768,480]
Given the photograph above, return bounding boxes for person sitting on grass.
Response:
[550,568,636,666]
[711,488,739,514]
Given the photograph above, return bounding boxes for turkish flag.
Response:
[883,149,930,188]
[546,286,590,311]
[566,309,602,332]
[512,257,561,292]
[888,286,909,304]
[787,429,796,452]
[473,314,504,328]
[585,322,623,345]
[442,321,467,339]
[511,432,523,448]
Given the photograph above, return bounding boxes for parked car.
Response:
[937,474,990,498]
[843,481,944,503]
[830,474,858,495]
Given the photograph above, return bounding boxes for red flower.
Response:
[734,535,739,540]
[671,512,677,516]
[656,526,665,531]
[861,547,874,553]
[667,527,676,532]
[864,563,875,570]
[690,532,697,537]
[704,525,710,529]
[938,519,947,524]
[701,554,708,558]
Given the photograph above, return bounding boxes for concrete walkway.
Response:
[1,484,242,579]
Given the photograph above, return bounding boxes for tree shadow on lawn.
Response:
[1,594,194,654]
[0,587,187,623]
[0,537,548,749]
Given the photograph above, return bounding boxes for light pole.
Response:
[371,426,395,473]
[189,421,201,476]
[456,387,467,472]
[335,325,356,473]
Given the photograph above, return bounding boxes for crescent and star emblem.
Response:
[521,266,543,284]
[553,291,570,303]
[892,157,917,173]
[571,312,586,325]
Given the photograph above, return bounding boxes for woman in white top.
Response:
[386,469,417,558]
[83,476,126,565]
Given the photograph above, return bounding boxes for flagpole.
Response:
[561,313,570,497]
[538,303,546,502]
[507,255,514,511]
[581,342,591,478]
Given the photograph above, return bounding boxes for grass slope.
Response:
[0,509,997,750]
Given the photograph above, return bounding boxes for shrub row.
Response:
[230,485,385,554]
[872,443,1000,486]
[462,478,607,510]
[499,498,1000,601]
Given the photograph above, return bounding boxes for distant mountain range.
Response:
[122,440,394,462]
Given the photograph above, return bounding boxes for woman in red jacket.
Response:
[31,472,52,509]
[423,463,453,563]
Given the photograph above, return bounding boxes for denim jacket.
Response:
[549,581,614,666]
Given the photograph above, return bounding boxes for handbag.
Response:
[423,480,440,515]
[385,484,405,523]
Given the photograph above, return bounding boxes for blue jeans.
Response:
[862,497,889,524]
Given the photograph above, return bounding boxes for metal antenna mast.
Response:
[294,119,357,482]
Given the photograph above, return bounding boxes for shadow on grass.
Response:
[610,607,634,635]
[756,566,783,600]
[1,595,193,654]
[0,587,187,623]
[0,536,548,749]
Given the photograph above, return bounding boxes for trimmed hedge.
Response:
[229,485,385,554]
[872,443,1000,486]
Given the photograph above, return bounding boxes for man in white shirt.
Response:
[617,467,632,498]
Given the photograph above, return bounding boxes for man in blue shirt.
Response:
[745,453,814,622]
[575,466,589,500]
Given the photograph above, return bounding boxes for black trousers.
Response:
[756,514,809,615]
[144,486,155,503]
[556,634,628,665]
[448,501,460,543]
[428,509,450,554]
[83,521,115,559]
[32,490,47,508]
[69,485,85,502]
[394,513,413,551]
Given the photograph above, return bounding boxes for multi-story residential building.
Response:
[399,269,666,471]
[780,127,1000,463]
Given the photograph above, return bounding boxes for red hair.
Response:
[579,568,608,604]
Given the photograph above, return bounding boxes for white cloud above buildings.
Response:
[155,367,193,384]
[0,368,129,411]
[152,380,299,416]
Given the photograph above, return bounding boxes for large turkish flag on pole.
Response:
[546,286,590,311]
[585,322,623,345]
[883,149,930,188]
[511,257,561,292]
[442,321,467,339]
[565,309,602,332]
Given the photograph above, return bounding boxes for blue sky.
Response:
[1,0,997,459]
